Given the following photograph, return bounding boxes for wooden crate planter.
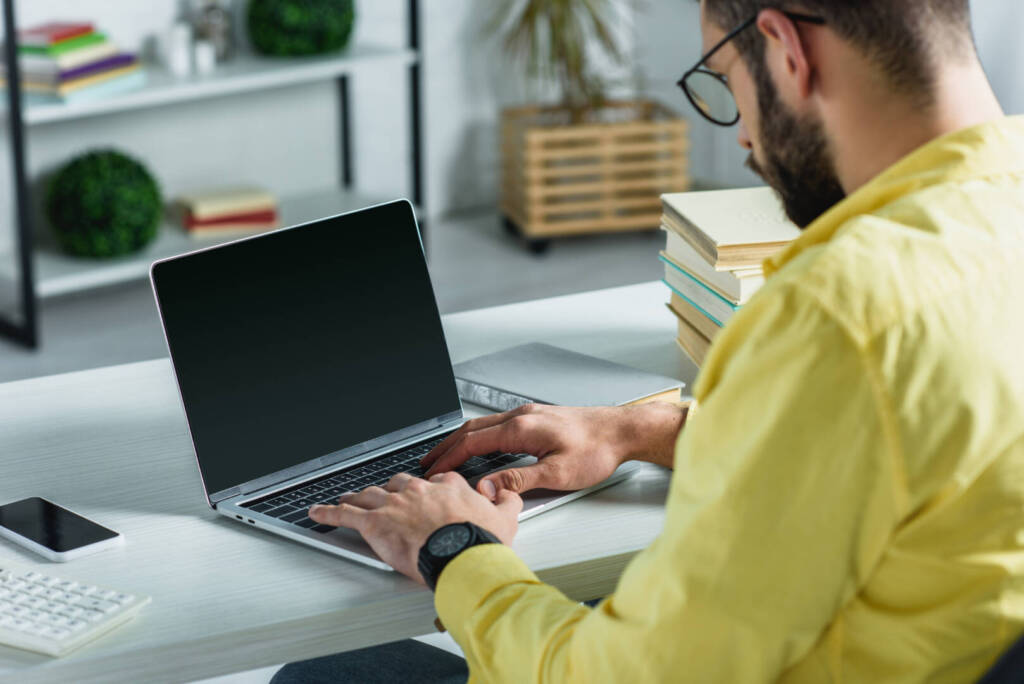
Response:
[501,100,689,243]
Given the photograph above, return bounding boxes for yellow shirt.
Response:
[435,116,1024,683]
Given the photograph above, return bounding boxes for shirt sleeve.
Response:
[435,283,905,683]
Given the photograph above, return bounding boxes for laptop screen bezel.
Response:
[149,199,464,507]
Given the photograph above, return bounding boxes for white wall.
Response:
[971,0,1024,115]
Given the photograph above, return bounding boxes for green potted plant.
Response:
[45,149,162,258]
[493,0,690,252]
[247,0,356,57]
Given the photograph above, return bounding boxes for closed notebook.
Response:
[661,186,800,270]
[454,342,683,412]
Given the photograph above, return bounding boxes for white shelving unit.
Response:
[0,0,425,346]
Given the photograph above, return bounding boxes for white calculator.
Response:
[0,567,150,657]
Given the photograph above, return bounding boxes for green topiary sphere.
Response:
[247,0,356,57]
[45,149,162,258]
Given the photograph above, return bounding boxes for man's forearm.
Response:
[618,401,688,469]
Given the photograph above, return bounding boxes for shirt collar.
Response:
[764,115,1024,276]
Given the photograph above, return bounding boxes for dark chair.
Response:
[978,631,1024,683]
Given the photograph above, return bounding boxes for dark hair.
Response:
[703,1,974,103]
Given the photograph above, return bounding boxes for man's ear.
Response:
[756,9,814,101]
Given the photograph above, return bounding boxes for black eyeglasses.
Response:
[678,11,825,127]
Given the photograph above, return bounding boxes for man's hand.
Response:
[308,472,521,583]
[421,402,687,500]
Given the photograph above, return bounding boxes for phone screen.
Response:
[0,497,119,552]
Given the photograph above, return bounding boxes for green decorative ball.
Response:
[247,0,356,57]
[45,150,162,258]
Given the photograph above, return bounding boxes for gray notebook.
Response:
[453,342,684,412]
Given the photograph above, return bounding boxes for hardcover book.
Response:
[660,187,800,270]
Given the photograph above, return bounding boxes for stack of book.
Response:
[11,22,145,105]
[659,186,800,366]
[179,187,280,239]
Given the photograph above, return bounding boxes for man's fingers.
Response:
[477,461,553,499]
[336,486,388,509]
[385,472,415,492]
[421,413,511,468]
[494,488,523,516]
[308,503,368,530]
[426,419,538,477]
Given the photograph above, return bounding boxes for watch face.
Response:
[429,524,472,557]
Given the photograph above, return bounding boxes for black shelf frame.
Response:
[0,0,425,350]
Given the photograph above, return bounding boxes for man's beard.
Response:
[745,67,847,229]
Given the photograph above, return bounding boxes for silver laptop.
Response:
[150,199,640,571]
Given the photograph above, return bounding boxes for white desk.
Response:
[0,281,698,683]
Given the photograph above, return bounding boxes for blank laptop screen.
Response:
[151,200,461,498]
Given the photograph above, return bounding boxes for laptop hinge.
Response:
[208,411,463,504]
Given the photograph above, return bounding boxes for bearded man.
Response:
[278,1,1024,681]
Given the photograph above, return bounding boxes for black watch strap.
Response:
[418,522,501,591]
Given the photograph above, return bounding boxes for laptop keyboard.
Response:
[241,437,524,533]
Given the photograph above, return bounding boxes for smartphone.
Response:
[0,497,123,562]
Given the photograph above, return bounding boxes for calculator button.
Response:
[42,626,70,640]
[9,617,31,632]
[23,622,48,636]
[66,619,88,632]
[7,580,28,591]
[112,593,134,605]
[82,609,105,623]
[22,572,42,582]
[25,584,47,596]
[80,598,118,614]
[95,589,119,601]
[38,575,61,587]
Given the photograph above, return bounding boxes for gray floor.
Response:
[0,211,664,383]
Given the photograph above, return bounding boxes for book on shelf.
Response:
[660,186,800,271]
[19,32,107,57]
[667,294,721,342]
[660,255,737,326]
[675,315,711,367]
[22,70,146,105]
[19,61,139,96]
[18,22,95,48]
[179,187,278,222]
[6,22,144,105]
[186,221,280,240]
[185,209,278,230]
[19,41,119,74]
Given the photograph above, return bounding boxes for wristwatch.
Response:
[418,522,501,591]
